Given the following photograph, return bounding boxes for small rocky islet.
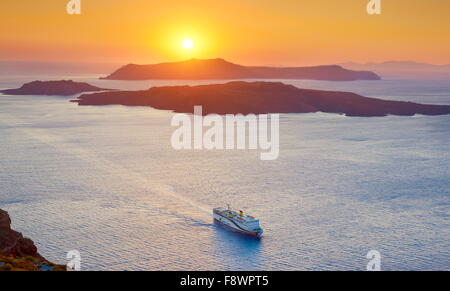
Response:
[0,80,113,96]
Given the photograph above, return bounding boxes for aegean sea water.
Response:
[0,76,449,270]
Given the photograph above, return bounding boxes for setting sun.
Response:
[182,39,194,50]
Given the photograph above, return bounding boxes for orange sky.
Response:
[1,0,450,66]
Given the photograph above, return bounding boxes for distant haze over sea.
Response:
[0,61,121,76]
[2,59,450,81]
[339,61,450,80]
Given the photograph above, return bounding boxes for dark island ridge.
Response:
[73,81,450,117]
[102,58,381,81]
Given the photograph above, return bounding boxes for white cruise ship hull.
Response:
[213,212,263,237]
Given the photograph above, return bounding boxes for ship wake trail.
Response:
[0,113,211,223]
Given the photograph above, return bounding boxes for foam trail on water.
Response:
[159,184,211,214]
[0,113,211,220]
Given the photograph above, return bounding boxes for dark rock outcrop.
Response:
[73,81,450,117]
[0,209,65,271]
[102,58,381,81]
[0,80,113,96]
[0,209,11,229]
[0,209,39,258]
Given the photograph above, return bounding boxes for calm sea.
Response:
[0,75,449,270]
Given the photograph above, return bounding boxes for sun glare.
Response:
[182,38,194,50]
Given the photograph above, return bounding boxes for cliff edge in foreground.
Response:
[0,209,65,271]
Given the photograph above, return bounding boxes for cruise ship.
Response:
[213,206,263,237]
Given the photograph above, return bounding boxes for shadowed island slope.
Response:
[73,81,450,117]
[102,58,381,81]
[0,80,113,96]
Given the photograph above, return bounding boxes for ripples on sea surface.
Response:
[0,76,449,270]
